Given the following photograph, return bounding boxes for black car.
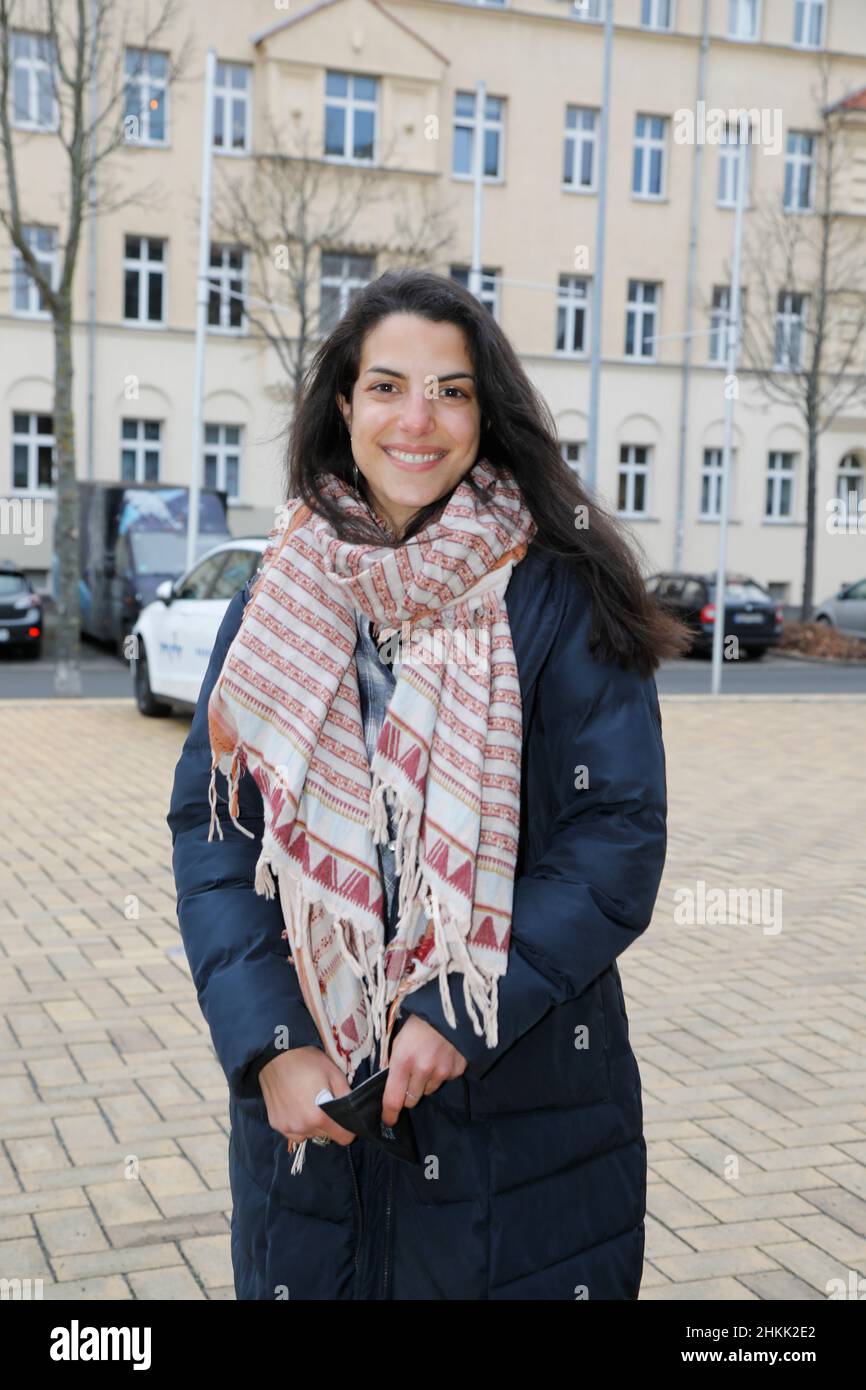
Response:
[646,571,783,658]
[0,561,43,658]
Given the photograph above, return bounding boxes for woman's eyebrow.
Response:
[363,366,476,383]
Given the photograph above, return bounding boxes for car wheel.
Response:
[748,646,768,660]
[815,614,831,626]
[134,646,171,717]
[24,640,41,660]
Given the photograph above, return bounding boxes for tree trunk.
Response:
[52,295,82,695]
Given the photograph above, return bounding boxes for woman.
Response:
[167,269,686,1301]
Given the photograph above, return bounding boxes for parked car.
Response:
[66,482,232,654]
[0,561,43,658]
[131,537,266,715]
[814,578,866,638]
[646,572,783,658]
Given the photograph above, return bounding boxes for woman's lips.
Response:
[381,446,447,473]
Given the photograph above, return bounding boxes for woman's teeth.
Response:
[384,447,446,463]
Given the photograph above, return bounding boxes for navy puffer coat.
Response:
[167,541,668,1300]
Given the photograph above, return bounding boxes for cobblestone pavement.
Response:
[0,695,864,1300]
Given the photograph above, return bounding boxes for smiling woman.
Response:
[167,268,689,1302]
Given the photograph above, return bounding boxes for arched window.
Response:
[837,454,864,518]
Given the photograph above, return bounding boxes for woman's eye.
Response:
[442,387,468,399]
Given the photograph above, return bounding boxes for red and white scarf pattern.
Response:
[206,458,535,1168]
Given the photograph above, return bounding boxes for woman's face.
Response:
[336,313,481,537]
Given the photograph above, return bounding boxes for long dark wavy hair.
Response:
[287,268,688,676]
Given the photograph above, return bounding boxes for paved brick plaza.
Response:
[0,694,864,1299]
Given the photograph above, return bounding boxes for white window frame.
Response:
[617,444,651,516]
[556,275,590,355]
[203,424,243,501]
[450,265,500,319]
[783,131,815,212]
[717,121,751,208]
[560,441,584,479]
[319,252,375,334]
[123,48,169,146]
[793,0,825,48]
[563,106,598,192]
[774,291,807,370]
[700,447,732,519]
[12,225,58,318]
[572,0,605,19]
[123,235,166,326]
[10,31,58,132]
[727,0,761,41]
[625,280,659,361]
[207,243,248,333]
[453,91,505,182]
[324,71,378,165]
[120,419,162,483]
[765,451,795,520]
[632,114,667,199]
[641,0,674,30]
[11,411,55,493]
[213,62,251,154]
[836,454,864,518]
[709,286,730,364]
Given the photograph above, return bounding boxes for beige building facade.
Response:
[2,0,866,606]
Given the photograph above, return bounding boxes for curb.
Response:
[770,648,866,668]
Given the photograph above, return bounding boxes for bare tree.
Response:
[211,122,457,408]
[739,66,866,621]
[0,0,189,692]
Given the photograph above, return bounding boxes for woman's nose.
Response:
[397,394,437,432]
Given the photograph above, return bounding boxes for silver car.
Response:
[814,578,866,637]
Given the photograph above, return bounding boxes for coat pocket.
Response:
[465,976,611,1119]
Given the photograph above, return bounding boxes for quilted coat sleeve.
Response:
[399,562,668,1081]
[166,585,324,1102]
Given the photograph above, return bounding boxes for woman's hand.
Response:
[259,1047,357,1146]
[381,1016,467,1127]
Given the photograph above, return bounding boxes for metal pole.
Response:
[673,0,710,569]
[469,79,486,301]
[710,114,749,696]
[586,0,614,493]
[186,46,217,577]
[85,0,98,479]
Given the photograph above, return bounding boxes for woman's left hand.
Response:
[381,1016,467,1127]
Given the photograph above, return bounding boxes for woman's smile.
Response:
[381,445,449,472]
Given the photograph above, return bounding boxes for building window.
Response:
[709,286,730,364]
[717,120,750,207]
[563,107,598,191]
[625,280,659,360]
[320,252,374,334]
[728,0,760,40]
[123,48,168,145]
[450,266,499,318]
[618,445,650,515]
[12,226,58,316]
[11,412,55,491]
[794,0,825,47]
[324,72,377,162]
[700,447,734,518]
[556,275,590,354]
[120,419,161,482]
[123,236,165,324]
[573,0,605,18]
[765,452,795,519]
[632,115,667,198]
[837,454,864,518]
[453,91,505,180]
[560,441,584,479]
[10,32,58,130]
[774,291,807,369]
[208,244,247,331]
[784,132,815,211]
[641,0,673,29]
[203,424,242,500]
[213,62,251,152]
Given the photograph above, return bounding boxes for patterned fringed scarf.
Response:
[206,457,536,1171]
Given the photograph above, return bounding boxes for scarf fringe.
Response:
[206,752,256,844]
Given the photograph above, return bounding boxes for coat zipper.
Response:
[381,1161,394,1298]
[346,1146,363,1278]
